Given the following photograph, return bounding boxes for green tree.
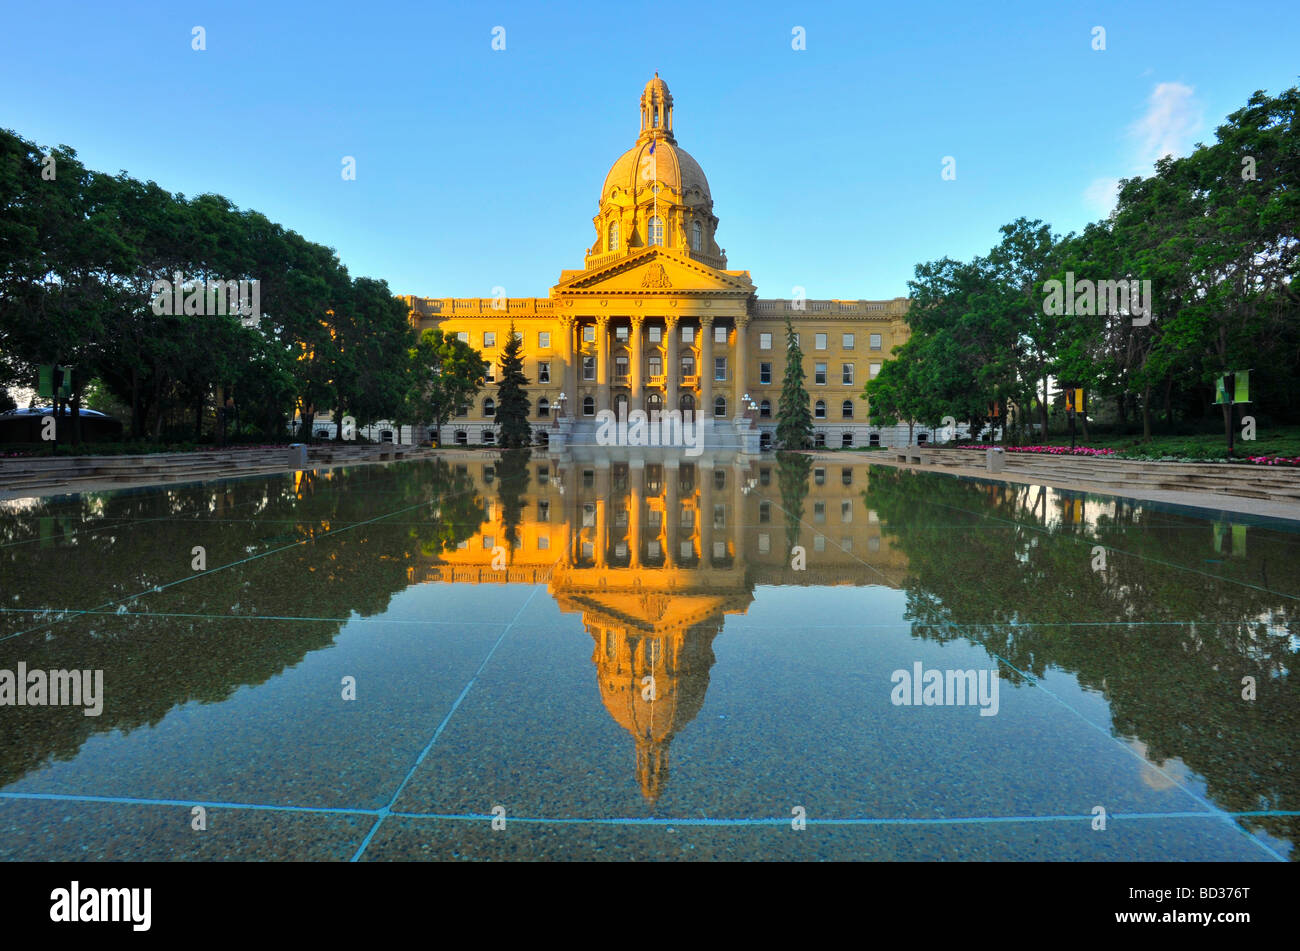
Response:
[408,329,487,446]
[494,323,532,448]
[775,319,814,449]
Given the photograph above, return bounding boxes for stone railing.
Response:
[753,298,907,317]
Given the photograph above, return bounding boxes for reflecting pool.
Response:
[0,450,1296,861]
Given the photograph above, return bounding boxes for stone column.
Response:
[563,460,579,563]
[664,315,680,414]
[595,461,610,568]
[700,315,714,421]
[596,315,610,414]
[629,315,644,415]
[734,316,749,414]
[559,315,576,412]
[664,458,679,568]
[629,458,644,568]
[699,458,714,566]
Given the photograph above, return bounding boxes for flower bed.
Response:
[957,445,1117,457]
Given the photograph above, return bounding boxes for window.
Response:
[648,325,662,343]
[583,356,596,381]
[815,432,826,448]
[483,398,495,417]
[682,325,694,343]
[456,331,468,343]
[814,502,825,522]
[608,220,619,251]
[759,467,771,486]
[758,532,771,553]
[484,331,496,348]
[714,468,727,490]
[842,400,854,419]
[648,216,664,246]
[842,433,853,448]
[582,396,595,416]
[869,433,881,447]
[759,399,771,418]
[680,393,695,413]
[538,499,550,520]
[759,362,772,384]
[482,430,495,444]
[538,331,550,349]
[842,333,855,350]
[615,325,629,342]
[538,361,550,383]
[486,363,496,383]
[454,430,468,445]
[715,325,727,344]
[815,333,827,350]
[456,404,468,417]
[759,501,771,523]
[815,400,826,418]
[537,536,550,550]
[714,396,727,417]
[759,332,772,350]
[714,356,727,381]
[759,431,772,450]
[511,330,523,343]
[648,355,662,377]
[681,354,695,377]
[583,325,595,343]
[870,333,882,350]
[538,398,550,418]
[841,467,853,486]
[615,355,629,378]
[814,468,826,485]
[815,363,827,385]
[870,362,882,378]
[691,221,702,251]
[842,363,854,385]
[647,393,662,413]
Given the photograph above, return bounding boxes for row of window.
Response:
[470,394,871,421]
[485,356,882,385]
[457,328,887,351]
[606,219,704,252]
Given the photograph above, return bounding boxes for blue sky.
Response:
[3,0,1297,300]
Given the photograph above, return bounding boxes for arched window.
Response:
[814,400,826,419]
[759,399,771,418]
[535,431,549,447]
[454,430,468,445]
[614,393,629,419]
[679,393,695,413]
[647,392,663,414]
[869,433,881,447]
[842,400,854,419]
[537,397,550,418]
[483,398,495,418]
[648,216,664,246]
[814,432,826,448]
[691,221,702,251]
[759,431,772,450]
[713,396,727,417]
[842,433,853,448]
[583,396,595,416]
[608,220,619,251]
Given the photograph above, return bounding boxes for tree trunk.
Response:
[1040,375,1050,439]
[131,367,142,439]
[1141,386,1152,442]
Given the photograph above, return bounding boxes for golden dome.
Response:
[600,139,712,204]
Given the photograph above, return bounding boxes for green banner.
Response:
[37,364,54,398]
[1233,369,1250,405]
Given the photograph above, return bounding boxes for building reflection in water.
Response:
[409,448,905,801]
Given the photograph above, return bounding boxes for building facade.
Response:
[404,76,914,450]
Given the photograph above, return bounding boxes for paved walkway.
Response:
[816,448,1300,522]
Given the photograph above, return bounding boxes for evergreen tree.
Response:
[775,319,814,449]
[494,322,532,448]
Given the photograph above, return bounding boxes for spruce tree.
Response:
[495,323,533,448]
[775,319,814,449]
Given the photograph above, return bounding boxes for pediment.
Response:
[553,248,754,296]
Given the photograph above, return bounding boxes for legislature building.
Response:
[403,75,912,451]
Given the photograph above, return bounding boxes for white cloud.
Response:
[1130,82,1201,167]
[1083,177,1121,217]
